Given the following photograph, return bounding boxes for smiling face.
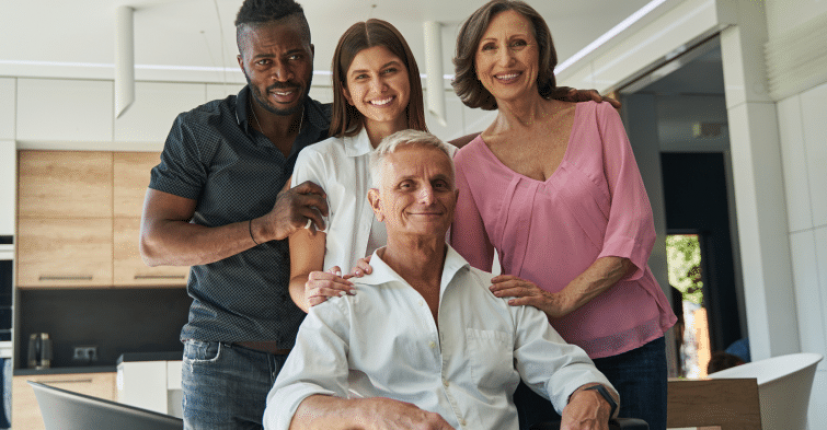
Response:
[237,17,314,116]
[343,46,411,133]
[474,9,539,104]
[369,144,457,240]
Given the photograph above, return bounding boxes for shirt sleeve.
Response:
[511,301,614,413]
[594,103,656,280]
[291,143,326,191]
[450,151,496,272]
[263,298,352,430]
[148,112,208,200]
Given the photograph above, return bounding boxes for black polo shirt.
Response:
[149,86,330,346]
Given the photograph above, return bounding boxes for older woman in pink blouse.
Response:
[450,1,676,430]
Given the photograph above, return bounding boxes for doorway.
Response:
[619,36,747,377]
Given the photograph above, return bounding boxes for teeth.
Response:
[370,97,393,106]
[496,73,519,81]
[273,90,295,96]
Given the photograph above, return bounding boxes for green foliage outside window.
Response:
[666,234,703,305]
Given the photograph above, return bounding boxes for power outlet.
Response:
[72,346,98,362]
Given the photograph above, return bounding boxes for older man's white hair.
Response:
[370,129,457,188]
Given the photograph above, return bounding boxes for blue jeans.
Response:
[515,336,668,430]
[182,340,288,430]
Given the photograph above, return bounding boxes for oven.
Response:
[0,240,13,429]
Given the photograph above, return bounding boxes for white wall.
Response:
[776,79,827,430]
[767,1,827,427]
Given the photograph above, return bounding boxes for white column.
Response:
[718,0,800,360]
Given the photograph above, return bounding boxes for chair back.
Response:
[708,352,822,430]
[28,380,183,430]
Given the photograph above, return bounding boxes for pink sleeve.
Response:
[595,104,656,281]
[450,152,495,272]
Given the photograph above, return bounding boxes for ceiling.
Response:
[0,0,653,84]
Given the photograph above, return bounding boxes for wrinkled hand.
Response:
[550,86,621,109]
[490,275,572,318]
[560,386,612,430]
[306,266,356,307]
[260,181,329,242]
[349,255,373,278]
[360,397,455,430]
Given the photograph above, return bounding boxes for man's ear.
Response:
[367,188,384,221]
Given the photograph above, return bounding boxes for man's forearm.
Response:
[140,218,259,267]
[289,395,365,430]
[285,395,454,430]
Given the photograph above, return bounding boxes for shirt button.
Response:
[460,419,467,426]
[418,300,424,306]
[428,341,436,349]
[443,380,449,387]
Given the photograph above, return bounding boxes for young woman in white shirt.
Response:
[287,19,434,311]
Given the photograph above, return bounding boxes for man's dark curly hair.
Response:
[235,0,311,54]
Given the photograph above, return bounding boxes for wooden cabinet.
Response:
[18,151,113,219]
[113,152,159,218]
[12,372,116,430]
[17,218,113,287]
[114,218,187,286]
[17,150,187,288]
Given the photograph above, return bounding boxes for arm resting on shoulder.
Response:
[289,229,353,312]
[491,256,633,319]
[552,256,634,318]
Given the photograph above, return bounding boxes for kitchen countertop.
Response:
[117,351,182,364]
[14,366,117,376]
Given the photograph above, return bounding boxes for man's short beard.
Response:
[245,69,313,116]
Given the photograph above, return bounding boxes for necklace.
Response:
[250,97,304,135]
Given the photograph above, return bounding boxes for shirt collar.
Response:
[360,244,470,290]
[343,127,373,158]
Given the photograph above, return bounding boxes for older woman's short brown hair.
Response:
[452,0,558,110]
[330,19,427,138]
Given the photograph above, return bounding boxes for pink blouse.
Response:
[451,101,676,359]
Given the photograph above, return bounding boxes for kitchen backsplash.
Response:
[17,288,191,369]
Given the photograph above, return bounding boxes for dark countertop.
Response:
[14,366,117,376]
[117,351,182,364]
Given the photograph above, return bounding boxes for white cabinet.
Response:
[117,359,183,418]
[115,82,207,144]
[17,78,113,142]
[0,140,15,237]
[0,78,15,140]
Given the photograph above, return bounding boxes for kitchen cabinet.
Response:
[18,151,113,219]
[12,371,116,430]
[0,141,14,237]
[17,218,113,287]
[17,150,187,288]
[114,218,187,287]
[114,151,158,218]
[16,79,113,143]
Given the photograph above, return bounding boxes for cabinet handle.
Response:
[36,378,94,384]
[39,276,93,281]
[134,275,186,280]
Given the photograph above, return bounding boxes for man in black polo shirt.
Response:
[139,0,328,428]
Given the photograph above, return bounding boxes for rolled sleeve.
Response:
[594,103,656,280]
[511,301,614,413]
[149,113,209,200]
[264,299,352,430]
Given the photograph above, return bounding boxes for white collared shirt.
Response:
[292,128,379,271]
[264,245,613,430]
[292,128,457,271]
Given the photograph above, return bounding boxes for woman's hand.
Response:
[489,275,574,318]
[349,255,373,278]
[305,266,356,307]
